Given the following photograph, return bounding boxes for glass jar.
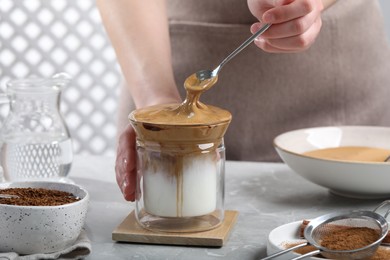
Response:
[0,74,73,182]
[135,138,226,232]
[130,105,231,233]
[130,72,231,232]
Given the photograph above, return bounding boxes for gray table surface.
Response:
[70,156,386,260]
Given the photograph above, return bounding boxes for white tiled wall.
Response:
[0,0,121,156]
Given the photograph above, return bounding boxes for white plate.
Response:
[266,221,323,260]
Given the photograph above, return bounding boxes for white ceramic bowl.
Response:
[0,181,89,254]
[267,221,322,260]
[274,126,390,198]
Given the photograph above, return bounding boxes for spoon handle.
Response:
[214,23,271,75]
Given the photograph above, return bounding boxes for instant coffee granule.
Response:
[0,188,80,206]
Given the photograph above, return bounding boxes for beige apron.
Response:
[118,0,390,162]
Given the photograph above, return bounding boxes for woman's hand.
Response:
[247,0,324,53]
[115,124,137,201]
[115,96,181,201]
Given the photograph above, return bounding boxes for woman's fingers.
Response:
[120,170,136,201]
[115,124,137,201]
[249,0,324,53]
[255,9,318,39]
[263,0,323,24]
[254,16,322,52]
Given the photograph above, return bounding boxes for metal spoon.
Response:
[196,23,271,81]
[0,194,20,199]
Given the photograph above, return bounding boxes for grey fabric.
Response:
[167,0,257,24]
[118,0,390,162]
[0,230,91,260]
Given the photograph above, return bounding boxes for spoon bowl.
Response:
[196,69,217,82]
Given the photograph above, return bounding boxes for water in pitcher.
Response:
[1,134,73,181]
[0,74,73,182]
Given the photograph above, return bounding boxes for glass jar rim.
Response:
[6,77,69,94]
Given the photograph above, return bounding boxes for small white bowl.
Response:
[267,221,322,260]
[0,181,89,254]
[274,126,390,199]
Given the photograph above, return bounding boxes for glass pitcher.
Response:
[0,73,73,182]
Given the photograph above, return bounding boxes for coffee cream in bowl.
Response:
[303,146,390,163]
[274,126,390,198]
[130,73,231,232]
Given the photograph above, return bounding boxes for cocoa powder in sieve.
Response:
[0,188,80,206]
[300,219,390,244]
[284,221,388,259]
[320,226,379,251]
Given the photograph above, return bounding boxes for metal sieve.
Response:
[262,210,388,260]
[373,200,390,220]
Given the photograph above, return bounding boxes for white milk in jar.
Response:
[143,152,218,217]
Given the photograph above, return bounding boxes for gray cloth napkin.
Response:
[0,230,91,260]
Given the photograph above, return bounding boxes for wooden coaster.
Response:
[112,210,238,247]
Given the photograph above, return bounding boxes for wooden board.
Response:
[112,210,238,247]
